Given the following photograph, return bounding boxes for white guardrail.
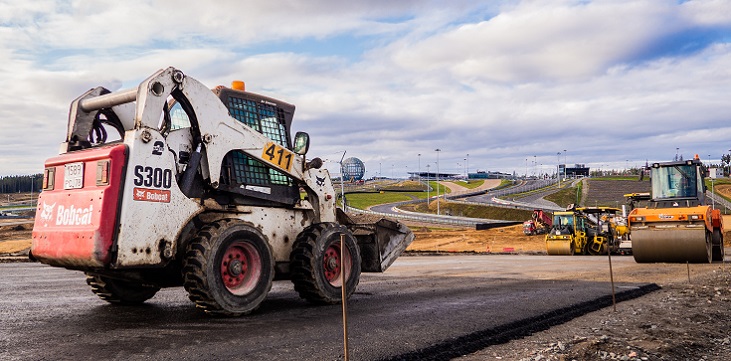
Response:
[344,179,562,226]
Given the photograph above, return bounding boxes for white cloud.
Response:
[0,0,729,177]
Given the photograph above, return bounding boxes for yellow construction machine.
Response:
[545,206,622,255]
[628,156,724,263]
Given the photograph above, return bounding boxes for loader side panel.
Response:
[31,144,127,268]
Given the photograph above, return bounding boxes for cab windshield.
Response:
[651,164,701,199]
[554,215,574,227]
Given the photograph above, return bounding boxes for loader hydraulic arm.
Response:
[63,67,338,223]
[66,67,315,183]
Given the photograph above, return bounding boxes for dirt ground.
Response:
[408,224,544,254]
[459,265,731,361]
[0,220,33,255]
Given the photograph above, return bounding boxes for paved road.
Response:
[0,256,662,361]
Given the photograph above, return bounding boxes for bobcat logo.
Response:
[316,176,326,187]
[40,202,56,221]
[136,189,146,198]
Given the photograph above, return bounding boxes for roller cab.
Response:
[629,157,724,263]
[545,211,588,255]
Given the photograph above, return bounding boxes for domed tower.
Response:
[341,157,365,181]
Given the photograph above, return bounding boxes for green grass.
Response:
[404,200,533,221]
[342,179,458,210]
[428,181,451,194]
[544,184,582,209]
[706,178,731,204]
[447,179,485,189]
[344,192,426,209]
[496,179,514,189]
[379,180,427,192]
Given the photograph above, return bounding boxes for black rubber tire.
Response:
[182,219,274,316]
[712,228,725,262]
[85,273,160,305]
[290,223,362,304]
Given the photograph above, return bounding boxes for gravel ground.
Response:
[458,263,731,361]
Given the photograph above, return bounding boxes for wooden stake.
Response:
[341,234,350,361]
[607,243,616,312]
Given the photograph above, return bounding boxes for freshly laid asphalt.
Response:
[0,255,657,361]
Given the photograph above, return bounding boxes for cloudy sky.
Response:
[1,0,730,178]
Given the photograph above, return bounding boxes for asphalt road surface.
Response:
[0,255,657,361]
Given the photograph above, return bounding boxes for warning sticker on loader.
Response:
[133,188,171,203]
[261,142,294,172]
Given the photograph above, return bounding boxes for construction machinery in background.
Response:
[545,206,623,255]
[522,209,553,235]
[31,67,414,316]
[615,192,653,255]
[628,156,724,263]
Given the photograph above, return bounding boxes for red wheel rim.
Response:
[220,241,261,295]
[322,242,351,287]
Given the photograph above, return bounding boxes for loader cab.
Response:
[650,159,705,207]
[163,83,304,206]
[214,86,302,206]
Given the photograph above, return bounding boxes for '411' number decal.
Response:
[262,142,294,172]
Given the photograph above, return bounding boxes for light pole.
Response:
[435,149,441,215]
[418,153,421,184]
[338,151,347,212]
[466,154,469,178]
[557,152,561,185]
[426,164,431,210]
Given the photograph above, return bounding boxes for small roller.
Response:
[546,240,573,255]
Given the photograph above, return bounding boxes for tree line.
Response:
[0,174,43,194]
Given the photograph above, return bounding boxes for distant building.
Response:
[708,167,724,179]
[409,172,459,180]
[559,164,590,178]
[468,170,513,180]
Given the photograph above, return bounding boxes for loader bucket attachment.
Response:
[341,214,414,272]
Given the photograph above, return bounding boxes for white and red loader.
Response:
[31,67,413,316]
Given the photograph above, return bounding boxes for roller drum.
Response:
[632,228,710,263]
[546,240,573,255]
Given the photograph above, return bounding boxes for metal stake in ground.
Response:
[607,238,616,312]
[341,234,350,361]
